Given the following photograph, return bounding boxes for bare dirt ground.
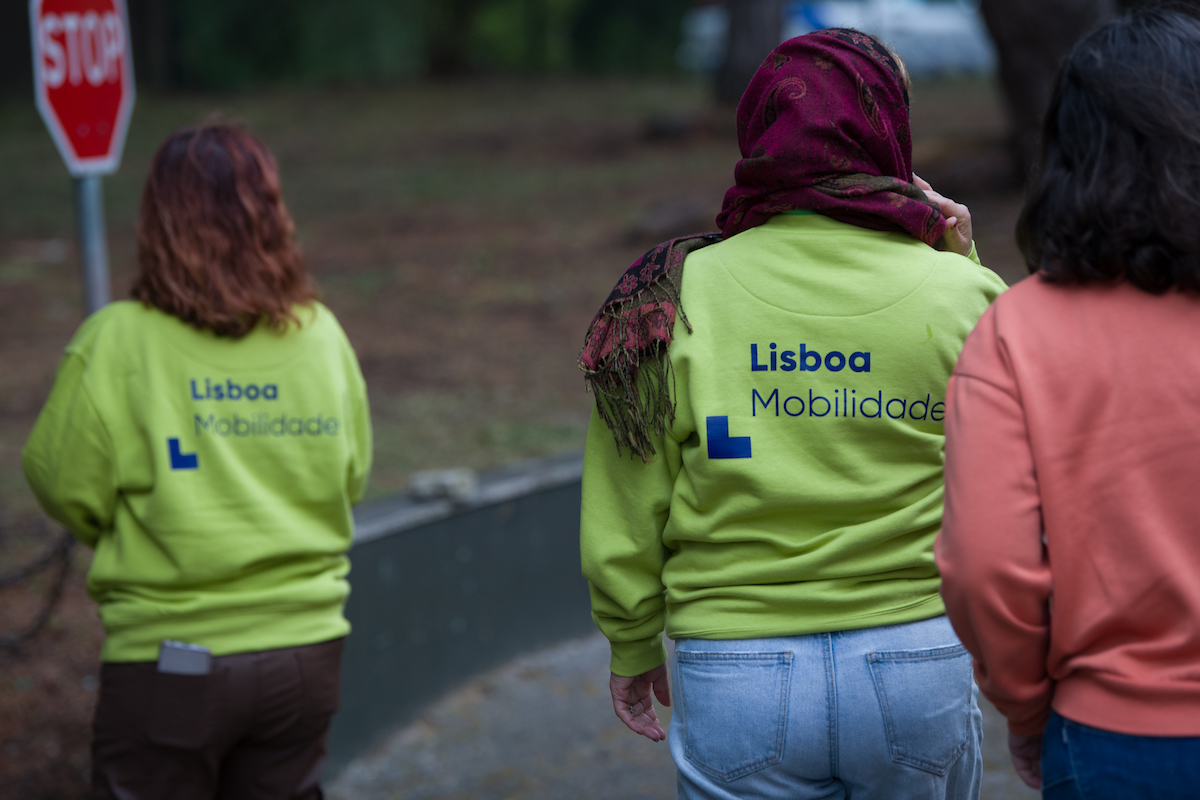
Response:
[0,75,1027,798]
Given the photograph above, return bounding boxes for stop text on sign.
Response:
[30,0,135,176]
[37,11,127,89]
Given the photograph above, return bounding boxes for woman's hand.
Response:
[914,174,974,258]
[1008,732,1044,789]
[610,665,671,742]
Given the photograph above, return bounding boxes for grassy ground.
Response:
[0,77,741,513]
[0,74,1027,798]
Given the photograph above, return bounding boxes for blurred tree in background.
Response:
[979,0,1199,176]
[0,0,692,93]
[978,0,1114,175]
[570,0,693,73]
[167,0,425,87]
[716,0,782,105]
[427,0,487,77]
[9,0,1190,181]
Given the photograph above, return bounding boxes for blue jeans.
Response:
[1041,710,1200,799]
[669,616,982,800]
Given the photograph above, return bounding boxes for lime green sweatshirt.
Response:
[23,300,372,662]
[581,213,1007,676]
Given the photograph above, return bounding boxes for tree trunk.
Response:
[524,0,549,72]
[979,0,1116,176]
[1117,0,1199,8]
[1,0,33,92]
[426,0,483,77]
[716,0,784,105]
[127,0,172,88]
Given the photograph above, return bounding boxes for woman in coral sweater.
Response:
[938,8,1200,798]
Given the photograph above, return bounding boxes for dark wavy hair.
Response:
[131,123,318,338]
[1017,6,1200,292]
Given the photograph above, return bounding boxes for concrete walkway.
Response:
[329,633,1037,800]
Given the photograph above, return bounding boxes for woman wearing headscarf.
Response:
[579,29,1005,799]
[23,123,371,800]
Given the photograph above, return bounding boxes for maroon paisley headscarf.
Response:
[580,29,946,460]
[718,28,944,241]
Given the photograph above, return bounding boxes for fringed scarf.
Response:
[580,29,946,460]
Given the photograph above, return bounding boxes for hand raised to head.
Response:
[914,174,974,258]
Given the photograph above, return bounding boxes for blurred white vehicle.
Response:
[678,0,996,77]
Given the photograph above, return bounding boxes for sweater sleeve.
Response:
[967,241,1010,301]
[345,355,373,506]
[22,352,117,549]
[936,306,1053,736]
[579,404,679,677]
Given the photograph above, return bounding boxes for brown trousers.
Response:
[90,638,344,800]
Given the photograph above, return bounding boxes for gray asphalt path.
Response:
[328,632,1038,800]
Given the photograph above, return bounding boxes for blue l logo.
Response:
[707,416,752,459]
[168,438,198,470]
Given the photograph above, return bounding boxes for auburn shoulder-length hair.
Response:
[1017,6,1200,293]
[132,123,318,338]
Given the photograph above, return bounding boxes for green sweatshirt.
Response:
[23,300,372,662]
[581,213,1007,676]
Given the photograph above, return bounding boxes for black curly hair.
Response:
[1018,5,1200,293]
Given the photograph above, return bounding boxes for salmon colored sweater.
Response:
[937,276,1200,737]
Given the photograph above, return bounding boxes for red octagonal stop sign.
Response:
[30,0,135,176]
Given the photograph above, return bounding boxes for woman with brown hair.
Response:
[23,123,372,800]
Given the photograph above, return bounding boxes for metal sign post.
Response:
[30,0,135,316]
[73,175,111,314]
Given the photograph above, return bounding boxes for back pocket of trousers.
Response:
[675,651,792,781]
[867,644,973,775]
[148,671,212,750]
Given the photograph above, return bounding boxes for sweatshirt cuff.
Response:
[1007,708,1052,737]
[608,635,668,677]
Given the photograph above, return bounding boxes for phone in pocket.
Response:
[157,640,213,675]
